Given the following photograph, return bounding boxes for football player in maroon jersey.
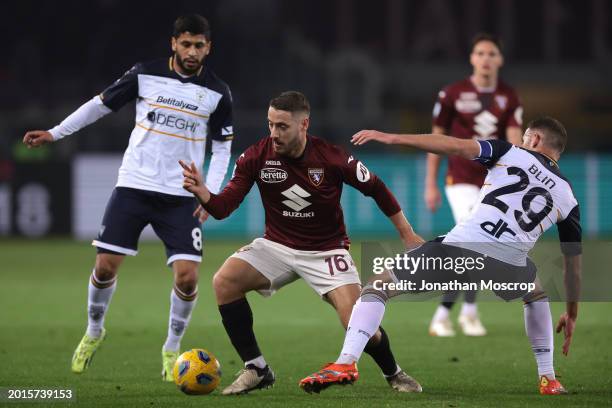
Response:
[180,91,424,395]
[425,33,524,337]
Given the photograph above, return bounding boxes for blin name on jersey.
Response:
[444,140,581,266]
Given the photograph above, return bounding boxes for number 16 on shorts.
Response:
[324,255,352,275]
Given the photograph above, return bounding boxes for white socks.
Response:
[460,302,478,318]
[86,270,117,338]
[432,304,450,322]
[245,356,268,369]
[163,286,197,352]
[524,299,555,379]
[337,296,387,365]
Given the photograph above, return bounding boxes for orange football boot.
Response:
[299,362,359,394]
[539,375,567,395]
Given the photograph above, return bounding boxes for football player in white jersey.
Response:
[301,117,581,396]
[22,14,234,381]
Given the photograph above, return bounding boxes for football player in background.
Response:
[425,33,524,337]
[23,14,234,381]
[181,91,424,395]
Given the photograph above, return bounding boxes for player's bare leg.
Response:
[72,253,123,373]
[301,278,422,393]
[162,260,199,382]
[213,258,275,395]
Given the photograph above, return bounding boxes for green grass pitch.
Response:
[1,239,611,407]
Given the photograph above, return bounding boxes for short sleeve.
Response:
[338,149,401,216]
[432,87,455,130]
[99,64,142,112]
[506,90,523,128]
[473,139,513,168]
[208,87,234,142]
[557,205,582,255]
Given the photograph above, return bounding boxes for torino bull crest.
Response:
[308,168,324,186]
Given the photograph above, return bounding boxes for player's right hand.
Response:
[424,184,441,212]
[556,312,576,356]
[23,130,54,148]
[180,160,203,191]
[351,130,394,145]
[180,160,212,205]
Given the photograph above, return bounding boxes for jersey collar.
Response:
[168,56,204,77]
[469,75,497,93]
[539,152,559,167]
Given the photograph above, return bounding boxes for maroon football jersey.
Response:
[433,77,522,186]
[203,135,401,251]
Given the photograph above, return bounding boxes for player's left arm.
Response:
[195,87,234,222]
[555,204,582,356]
[339,152,423,246]
[206,87,234,193]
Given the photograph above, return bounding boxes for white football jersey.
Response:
[100,57,234,196]
[444,140,581,265]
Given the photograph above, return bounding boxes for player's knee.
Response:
[175,273,198,295]
[173,262,199,294]
[212,271,241,299]
[94,256,120,281]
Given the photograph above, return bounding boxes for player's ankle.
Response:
[245,355,267,370]
[336,353,358,365]
[540,372,555,380]
[86,326,103,338]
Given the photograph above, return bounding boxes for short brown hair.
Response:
[527,116,568,153]
[269,91,310,115]
[471,32,503,53]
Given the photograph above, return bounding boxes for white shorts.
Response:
[445,183,481,224]
[230,238,361,297]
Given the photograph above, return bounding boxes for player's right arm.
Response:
[352,131,482,160]
[555,204,582,356]
[181,150,256,220]
[23,63,141,148]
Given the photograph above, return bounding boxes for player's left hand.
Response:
[402,233,425,249]
[555,312,576,356]
[351,130,394,146]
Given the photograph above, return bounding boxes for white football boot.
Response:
[428,317,456,337]
[458,314,487,336]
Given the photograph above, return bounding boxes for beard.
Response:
[175,53,203,75]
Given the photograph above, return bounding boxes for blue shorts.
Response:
[92,187,202,265]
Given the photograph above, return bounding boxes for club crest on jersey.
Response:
[195,89,206,103]
[308,168,324,186]
[495,95,508,110]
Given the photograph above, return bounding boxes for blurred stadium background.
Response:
[1,0,611,240]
